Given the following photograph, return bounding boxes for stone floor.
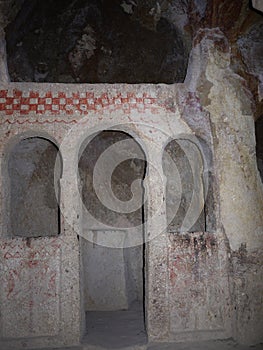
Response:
[148,340,263,350]
[30,340,263,350]
[83,303,146,348]
[28,303,263,350]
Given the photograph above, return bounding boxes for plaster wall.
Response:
[0,78,261,348]
[0,83,194,348]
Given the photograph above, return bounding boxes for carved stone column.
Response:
[143,138,170,341]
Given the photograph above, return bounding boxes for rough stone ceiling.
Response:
[0,0,25,28]
[4,0,190,83]
[1,0,261,40]
[0,0,262,117]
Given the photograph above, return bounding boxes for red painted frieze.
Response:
[0,89,160,118]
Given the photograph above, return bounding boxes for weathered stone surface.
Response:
[0,82,199,348]
[0,28,9,82]
[168,232,232,341]
[81,235,130,311]
[186,29,263,345]
[0,0,24,28]
[237,24,263,122]
[5,0,188,83]
[7,137,61,237]
[0,235,81,349]
[0,238,60,338]
[187,29,263,253]
[253,0,263,13]
[0,0,262,123]
[164,139,205,232]
[0,29,262,347]
[232,247,263,345]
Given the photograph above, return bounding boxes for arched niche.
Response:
[7,136,62,237]
[78,130,146,231]
[163,138,206,233]
[78,129,147,346]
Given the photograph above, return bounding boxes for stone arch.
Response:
[78,129,147,231]
[3,132,62,237]
[57,111,198,342]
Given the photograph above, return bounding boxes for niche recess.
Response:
[7,137,62,237]
[6,0,189,83]
[163,139,206,232]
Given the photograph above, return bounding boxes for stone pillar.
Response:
[0,28,9,83]
[186,29,263,345]
[144,140,170,341]
[59,164,82,342]
[186,28,263,252]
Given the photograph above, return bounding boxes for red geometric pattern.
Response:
[0,89,159,116]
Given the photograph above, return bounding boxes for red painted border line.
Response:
[0,119,78,125]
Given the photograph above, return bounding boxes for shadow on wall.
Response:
[255,116,263,182]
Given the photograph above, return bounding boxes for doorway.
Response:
[78,130,147,348]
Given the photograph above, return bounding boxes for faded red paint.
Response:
[0,89,160,120]
[4,251,22,259]
[7,271,16,298]
[169,269,177,287]
[27,260,39,268]
[1,238,61,301]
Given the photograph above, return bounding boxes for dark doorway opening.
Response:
[78,130,147,348]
